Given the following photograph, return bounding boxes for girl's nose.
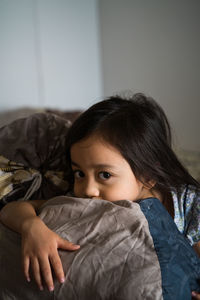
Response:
[83,180,100,198]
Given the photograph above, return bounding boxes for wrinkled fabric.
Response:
[0,113,71,208]
[0,197,163,300]
[0,196,200,299]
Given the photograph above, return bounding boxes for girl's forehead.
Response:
[71,133,109,150]
[70,134,125,162]
[70,134,133,173]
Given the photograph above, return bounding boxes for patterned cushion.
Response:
[0,113,71,208]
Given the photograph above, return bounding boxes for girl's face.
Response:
[70,134,153,202]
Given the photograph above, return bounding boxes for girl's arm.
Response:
[0,200,80,292]
[192,241,200,299]
[192,291,200,299]
[193,241,200,258]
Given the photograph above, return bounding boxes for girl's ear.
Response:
[144,180,156,190]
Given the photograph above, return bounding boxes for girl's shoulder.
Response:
[171,184,199,206]
[171,184,200,245]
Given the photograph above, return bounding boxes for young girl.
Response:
[0,93,200,298]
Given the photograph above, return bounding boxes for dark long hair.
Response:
[65,93,199,194]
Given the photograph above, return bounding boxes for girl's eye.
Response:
[73,170,84,179]
[99,171,111,180]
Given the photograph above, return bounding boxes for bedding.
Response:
[0,196,200,300]
[0,112,200,300]
[0,108,81,128]
[0,112,71,209]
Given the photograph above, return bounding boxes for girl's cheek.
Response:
[73,185,79,197]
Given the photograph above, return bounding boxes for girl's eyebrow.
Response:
[71,161,118,170]
[71,161,80,167]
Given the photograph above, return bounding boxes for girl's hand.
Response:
[192,292,200,299]
[21,216,80,292]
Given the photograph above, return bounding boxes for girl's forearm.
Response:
[0,200,46,233]
[193,241,200,258]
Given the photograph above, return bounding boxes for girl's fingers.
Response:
[58,237,80,251]
[49,253,65,284]
[39,256,54,292]
[31,258,43,291]
[22,233,79,291]
[192,291,200,299]
[23,256,31,282]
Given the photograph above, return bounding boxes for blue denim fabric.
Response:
[138,197,200,300]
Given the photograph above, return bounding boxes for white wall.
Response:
[0,0,102,110]
[0,0,39,109]
[0,0,199,151]
[99,0,200,151]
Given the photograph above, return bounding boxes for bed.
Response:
[0,109,199,299]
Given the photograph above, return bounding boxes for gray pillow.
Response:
[0,113,71,209]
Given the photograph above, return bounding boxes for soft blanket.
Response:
[0,196,200,300]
